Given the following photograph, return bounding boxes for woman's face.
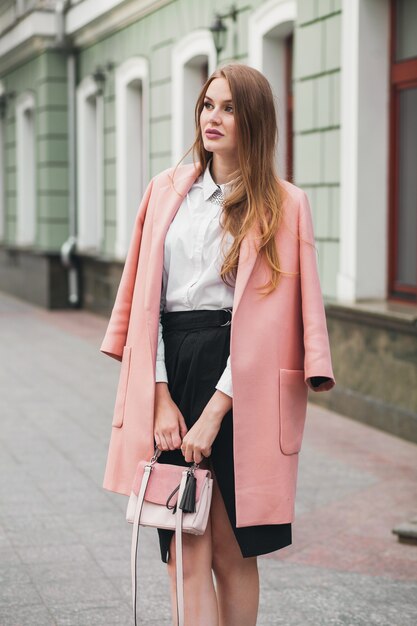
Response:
[200,77,237,156]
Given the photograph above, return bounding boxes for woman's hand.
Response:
[154,383,188,451]
[181,389,232,463]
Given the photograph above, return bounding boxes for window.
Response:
[76,76,103,252]
[16,91,36,245]
[171,31,216,164]
[389,0,417,302]
[284,32,294,182]
[115,57,149,259]
[248,0,296,181]
[0,84,4,241]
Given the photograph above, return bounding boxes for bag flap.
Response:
[132,460,210,506]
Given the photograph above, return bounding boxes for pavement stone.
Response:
[0,291,416,626]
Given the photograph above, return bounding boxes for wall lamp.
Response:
[0,91,15,120]
[0,95,7,119]
[91,62,114,96]
[209,4,238,58]
[92,66,106,95]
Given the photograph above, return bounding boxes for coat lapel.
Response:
[144,162,259,329]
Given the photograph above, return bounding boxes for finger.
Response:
[182,444,192,464]
[194,450,203,464]
[160,433,170,451]
[165,432,176,450]
[172,429,182,449]
[178,414,188,437]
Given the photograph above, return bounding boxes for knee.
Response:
[211,548,234,580]
[212,548,257,581]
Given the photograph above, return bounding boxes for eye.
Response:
[203,101,233,113]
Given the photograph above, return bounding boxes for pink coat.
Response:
[100,162,336,527]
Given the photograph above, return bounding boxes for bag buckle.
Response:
[220,308,232,327]
[148,446,162,467]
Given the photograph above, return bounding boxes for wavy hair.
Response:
[169,63,304,296]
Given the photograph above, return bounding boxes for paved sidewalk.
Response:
[0,291,416,626]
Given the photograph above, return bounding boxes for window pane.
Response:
[396,87,417,287]
[396,0,417,61]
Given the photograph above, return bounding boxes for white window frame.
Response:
[171,30,217,164]
[115,56,149,259]
[338,0,390,302]
[16,90,36,246]
[248,0,296,180]
[76,74,103,252]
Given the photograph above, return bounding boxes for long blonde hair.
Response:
[169,63,301,297]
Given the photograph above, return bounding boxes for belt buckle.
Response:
[220,308,232,327]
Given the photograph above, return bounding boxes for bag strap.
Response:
[175,477,186,626]
[131,465,152,625]
[131,466,186,626]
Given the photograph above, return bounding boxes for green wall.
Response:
[77,0,256,258]
[294,0,342,297]
[2,51,69,250]
[0,0,342,300]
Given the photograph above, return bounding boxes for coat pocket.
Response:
[279,369,309,455]
[112,346,132,428]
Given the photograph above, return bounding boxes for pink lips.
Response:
[205,129,223,138]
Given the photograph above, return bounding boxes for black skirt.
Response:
[155,308,292,563]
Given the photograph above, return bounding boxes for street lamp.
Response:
[209,4,238,59]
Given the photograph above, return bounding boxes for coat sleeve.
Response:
[100,177,154,361]
[299,190,336,392]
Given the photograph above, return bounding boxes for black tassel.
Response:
[179,470,197,513]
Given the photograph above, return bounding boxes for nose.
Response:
[208,107,221,124]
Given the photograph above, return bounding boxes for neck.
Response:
[209,154,239,185]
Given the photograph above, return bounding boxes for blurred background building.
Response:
[0,0,416,443]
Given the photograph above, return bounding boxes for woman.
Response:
[100,63,335,626]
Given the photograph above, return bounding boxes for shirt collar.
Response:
[201,158,233,201]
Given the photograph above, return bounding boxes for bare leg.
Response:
[164,462,259,626]
[166,473,218,625]
[210,472,259,626]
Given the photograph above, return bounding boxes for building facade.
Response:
[0,0,416,442]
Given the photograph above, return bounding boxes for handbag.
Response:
[126,446,213,626]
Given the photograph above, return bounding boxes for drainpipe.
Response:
[56,0,80,306]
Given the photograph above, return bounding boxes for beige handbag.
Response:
[126,446,213,626]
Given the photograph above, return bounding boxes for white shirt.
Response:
[155,159,235,397]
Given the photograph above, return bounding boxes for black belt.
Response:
[161,308,232,332]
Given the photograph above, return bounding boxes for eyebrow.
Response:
[204,96,233,104]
